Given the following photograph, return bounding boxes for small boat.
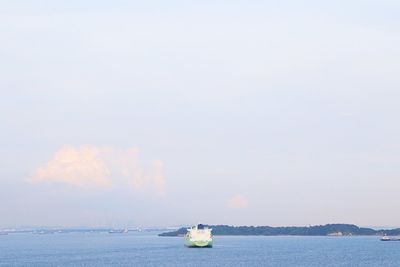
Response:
[185,224,213,248]
[108,229,129,234]
[380,235,400,241]
[34,230,54,235]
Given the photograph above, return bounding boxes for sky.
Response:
[1,0,400,228]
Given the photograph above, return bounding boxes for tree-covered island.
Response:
[159,224,400,237]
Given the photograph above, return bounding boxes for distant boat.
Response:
[327,232,343,236]
[380,235,400,241]
[109,229,128,234]
[34,231,54,235]
[185,224,213,248]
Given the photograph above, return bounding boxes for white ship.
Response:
[185,224,213,248]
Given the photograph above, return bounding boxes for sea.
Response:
[1,232,399,266]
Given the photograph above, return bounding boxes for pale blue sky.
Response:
[1,0,400,228]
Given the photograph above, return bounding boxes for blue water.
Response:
[1,232,399,266]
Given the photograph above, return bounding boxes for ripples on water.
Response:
[1,232,399,266]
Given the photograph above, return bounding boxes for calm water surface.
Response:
[0,232,399,266]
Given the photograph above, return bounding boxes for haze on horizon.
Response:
[1,0,400,228]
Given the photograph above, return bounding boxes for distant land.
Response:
[0,227,174,235]
[159,224,400,237]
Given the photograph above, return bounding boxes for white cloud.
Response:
[32,145,112,187]
[225,194,249,209]
[31,145,166,196]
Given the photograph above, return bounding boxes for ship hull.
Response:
[185,236,213,248]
